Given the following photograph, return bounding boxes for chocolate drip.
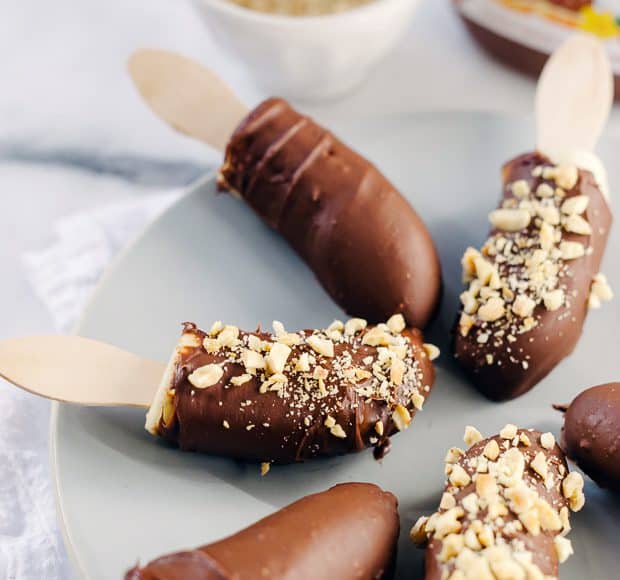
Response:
[561,382,620,491]
[454,152,612,400]
[219,98,441,329]
[126,483,399,580]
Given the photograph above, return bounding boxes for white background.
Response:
[1,0,619,577]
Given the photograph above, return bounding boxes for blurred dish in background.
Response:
[193,0,421,100]
[227,0,374,16]
[454,0,620,98]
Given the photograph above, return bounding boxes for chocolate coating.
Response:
[561,382,620,491]
[454,152,612,400]
[153,321,435,464]
[414,428,580,579]
[218,98,441,329]
[125,483,399,580]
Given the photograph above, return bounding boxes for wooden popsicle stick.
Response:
[536,34,613,158]
[128,49,249,152]
[0,336,165,408]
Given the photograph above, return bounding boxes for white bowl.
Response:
[192,0,421,100]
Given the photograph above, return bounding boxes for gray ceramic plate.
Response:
[52,112,620,579]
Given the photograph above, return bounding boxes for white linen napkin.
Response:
[5,192,181,580]
[23,192,182,334]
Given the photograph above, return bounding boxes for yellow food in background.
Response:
[227,0,374,16]
[579,7,619,38]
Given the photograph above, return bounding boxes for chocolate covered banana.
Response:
[125,482,399,580]
[558,382,620,491]
[145,315,437,464]
[455,152,613,400]
[218,98,441,329]
[411,425,585,580]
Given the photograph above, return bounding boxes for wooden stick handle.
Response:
[536,35,613,159]
[0,335,164,408]
[128,49,249,152]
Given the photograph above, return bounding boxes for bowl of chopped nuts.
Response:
[192,0,421,100]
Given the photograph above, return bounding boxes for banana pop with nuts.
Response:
[455,152,613,400]
[145,315,437,465]
[411,425,586,580]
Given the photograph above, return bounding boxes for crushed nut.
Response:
[445,447,464,464]
[208,320,223,336]
[390,358,406,385]
[464,425,483,446]
[218,325,240,348]
[540,432,555,450]
[462,247,481,282]
[423,343,441,361]
[561,195,589,216]
[330,423,347,439]
[554,536,574,563]
[476,473,498,499]
[459,313,475,336]
[483,439,500,460]
[590,273,614,305]
[162,390,175,427]
[433,507,465,539]
[410,516,429,546]
[241,349,265,371]
[461,493,479,514]
[386,313,406,333]
[537,205,560,225]
[564,214,592,236]
[439,533,465,562]
[478,297,506,322]
[295,352,310,372]
[499,424,518,439]
[489,208,531,231]
[536,183,555,198]
[511,180,531,198]
[562,472,585,511]
[543,289,564,311]
[344,317,367,336]
[555,165,579,190]
[559,241,585,260]
[393,404,412,431]
[266,342,292,374]
[202,337,221,353]
[230,373,252,386]
[512,294,536,318]
[496,447,525,487]
[188,364,224,389]
[530,451,548,479]
[306,335,334,357]
[361,327,391,346]
[449,465,471,487]
[440,492,457,510]
[534,498,561,532]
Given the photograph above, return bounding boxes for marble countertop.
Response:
[1,0,619,577]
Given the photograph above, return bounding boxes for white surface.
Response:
[2,0,620,158]
[55,113,620,580]
[193,0,422,99]
[0,165,163,580]
[2,0,620,577]
[23,193,181,334]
